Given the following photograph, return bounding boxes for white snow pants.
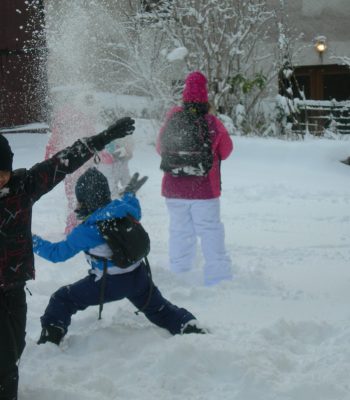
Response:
[110,160,131,194]
[98,160,131,197]
[165,198,232,286]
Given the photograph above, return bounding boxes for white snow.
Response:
[5,126,350,400]
[166,47,189,62]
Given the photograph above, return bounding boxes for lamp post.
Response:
[314,35,327,63]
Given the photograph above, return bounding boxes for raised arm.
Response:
[25,118,135,202]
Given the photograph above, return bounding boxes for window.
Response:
[323,73,350,101]
[293,64,350,101]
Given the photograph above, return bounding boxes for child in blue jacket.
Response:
[33,167,205,345]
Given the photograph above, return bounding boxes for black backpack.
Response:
[160,110,213,177]
[96,215,150,268]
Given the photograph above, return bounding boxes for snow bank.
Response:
[4,126,350,400]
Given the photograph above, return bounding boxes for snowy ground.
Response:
[6,125,350,400]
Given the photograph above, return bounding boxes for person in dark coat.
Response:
[0,117,135,400]
[33,168,206,346]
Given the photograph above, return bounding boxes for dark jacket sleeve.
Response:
[24,138,96,203]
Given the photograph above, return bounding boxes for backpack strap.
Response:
[98,258,108,320]
[95,256,153,320]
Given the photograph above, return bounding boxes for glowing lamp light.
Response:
[314,36,327,63]
[315,41,327,53]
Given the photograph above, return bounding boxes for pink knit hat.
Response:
[182,71,208,103]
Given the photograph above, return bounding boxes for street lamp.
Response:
[314,35,327,63]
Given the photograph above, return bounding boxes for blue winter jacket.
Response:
[33,193,142,273]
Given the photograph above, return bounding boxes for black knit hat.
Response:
[0,134,14,171]
[75,167,111,213]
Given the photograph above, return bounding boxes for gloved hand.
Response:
[87,117,135,151]
[122,173,148,195]
[32,234,43,251]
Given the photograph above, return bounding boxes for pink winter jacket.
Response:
[156,106,233,199]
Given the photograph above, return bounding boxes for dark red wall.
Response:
[0,0,47,128]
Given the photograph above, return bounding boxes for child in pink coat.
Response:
[99,136,134,197]
[156,71,234,286]
[45,104,96,234]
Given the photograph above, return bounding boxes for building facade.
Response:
[0,0,47,128]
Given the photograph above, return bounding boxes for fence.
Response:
[294,99,350,136]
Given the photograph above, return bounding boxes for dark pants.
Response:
[41,263,195,336]
[0,285,27,400]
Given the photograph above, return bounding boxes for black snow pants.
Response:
[0,285,27,400]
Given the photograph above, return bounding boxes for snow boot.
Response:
[181,319,208,335]
[37,325,65,345]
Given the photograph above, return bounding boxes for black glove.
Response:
[87,117,135,151]
[122,173,148,195]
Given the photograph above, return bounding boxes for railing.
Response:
[0,123,49,134]
[294,99,350,135]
